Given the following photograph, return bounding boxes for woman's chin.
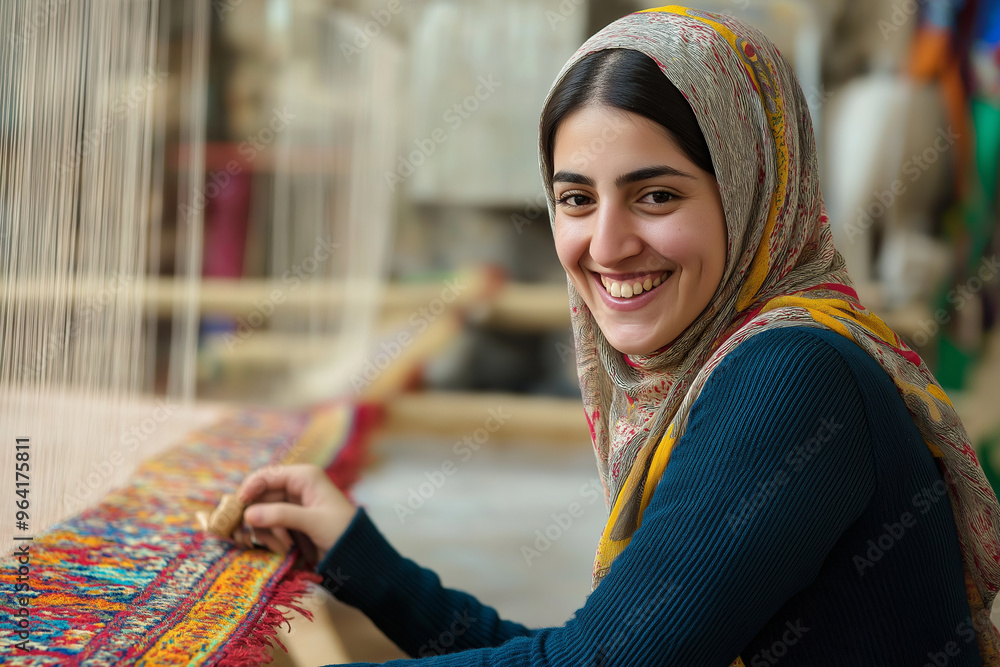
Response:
[603,331,676,357]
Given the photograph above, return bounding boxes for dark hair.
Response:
[541,48,715,178]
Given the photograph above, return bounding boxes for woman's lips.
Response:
[590,270,672,312]
[599,271,671,298]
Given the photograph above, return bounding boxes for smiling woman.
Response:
[230,6,1000,666]
[549,99,727,356]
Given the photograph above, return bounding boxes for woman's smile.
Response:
[551,105,728,355]
[591,270,673,311]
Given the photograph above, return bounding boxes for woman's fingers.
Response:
[233,465,351,556]
[237,464,324,506]
[270,525,295,553]
[237,466,288,505]
[232,524,253,549]
[244,500,316,538]
[230,525,289,555]
[290,529,319,567]
[249,489,294,505]
[214,465,338,558]
[253,529,291,556]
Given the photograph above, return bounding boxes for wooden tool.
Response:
[198,494,246,539]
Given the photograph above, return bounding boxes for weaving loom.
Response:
[0,403,379,665]
[1,0,400,663]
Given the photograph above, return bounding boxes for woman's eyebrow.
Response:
[552,170,594,187]
[615,165,695,187]
[552,165,695,188]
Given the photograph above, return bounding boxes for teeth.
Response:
[602,272,670,299]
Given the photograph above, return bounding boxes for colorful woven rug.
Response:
[0,402,379,666]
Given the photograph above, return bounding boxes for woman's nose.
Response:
[589,202,643,267]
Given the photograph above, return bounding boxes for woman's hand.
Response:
[235,464,357,566]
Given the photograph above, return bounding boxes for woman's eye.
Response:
[641,191,676,205]
[557,193,593,207]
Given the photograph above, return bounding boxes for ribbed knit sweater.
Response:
[317,327,980,666]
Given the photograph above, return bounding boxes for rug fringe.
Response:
[216,567,323,666]
[216,403,379,665]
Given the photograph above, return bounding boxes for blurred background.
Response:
[160,0,998,661]
[4,0,998,662]
[154,0,1000,407]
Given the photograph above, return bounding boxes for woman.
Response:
[235,7,1000,664]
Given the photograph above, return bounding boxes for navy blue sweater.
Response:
[317,327,979,666]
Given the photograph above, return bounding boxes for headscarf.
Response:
[538,6,1000,663]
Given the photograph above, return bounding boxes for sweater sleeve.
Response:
[317,327,878,666]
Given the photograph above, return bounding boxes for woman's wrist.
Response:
[316,506,366,573]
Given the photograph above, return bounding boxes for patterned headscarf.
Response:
[538,6,1000,662]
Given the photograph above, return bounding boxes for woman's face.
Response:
[551,105,728,356]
